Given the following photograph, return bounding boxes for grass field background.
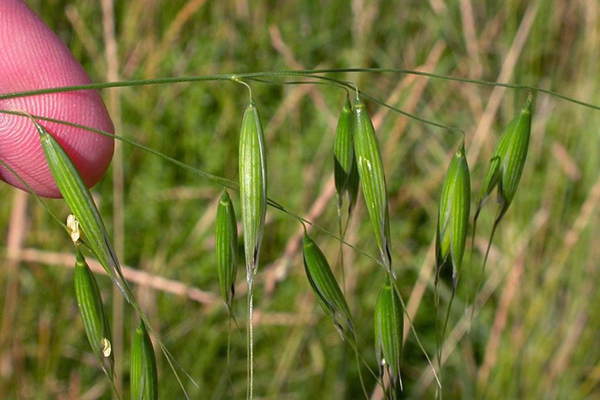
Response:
[1,0,599,398]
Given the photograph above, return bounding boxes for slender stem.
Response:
[246,275,254,400]
[245,76,463,133]
[434,277,442,389]
[300,68,600,111]
[440,288,457,361]
[1,68,598,111]
[226,318,235,399]
[343,333,388,400]
[470,206,503,325]
[352,335,370,400]
[358,91,464,134]
[232,77,254,102]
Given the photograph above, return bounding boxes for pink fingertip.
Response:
[0,0,114,198]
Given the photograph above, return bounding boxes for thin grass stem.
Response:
[1,68,597,111]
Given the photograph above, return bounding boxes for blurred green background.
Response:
[1,0,600,398]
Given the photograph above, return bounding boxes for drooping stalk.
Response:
[237,83,267,399]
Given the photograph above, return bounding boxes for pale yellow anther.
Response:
[101,338,112,358]
[67,214,80,243]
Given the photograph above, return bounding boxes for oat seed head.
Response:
[352,94,393,275]
[302,232,354,339]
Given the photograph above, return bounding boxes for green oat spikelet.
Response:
[475,93,533,225]
[473,94,532,274]
[74,245,114,376]
[302,231,354,339]
[332,95,359,294]
[353,93,393,275]
[470,94,532,324]
[333,95,360,215]
[215,190,239,316]
[434,142,470,378]
[303,231,369,399]
[436,141,471,292]
[131,321,158,400]
[239,99,267,278]
[34,119,127,296]
[374,277,403,392]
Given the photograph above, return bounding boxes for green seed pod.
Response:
[215,190,238,315]
[470,95,533,321]
[353,94,393,274]
[374,277,403,391]
[74,247,114,375]
[302,232,354,338]
[436,141,471,290]
[477,94,532,222]
[131,321,158,400]
[333,96,360,215]
[238,100,267,278]
[35,120,124,292]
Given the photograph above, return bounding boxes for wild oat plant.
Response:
[0,2,599,400]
